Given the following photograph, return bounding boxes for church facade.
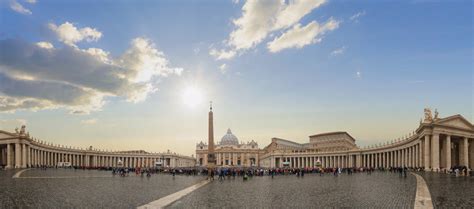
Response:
[196,129,261,167]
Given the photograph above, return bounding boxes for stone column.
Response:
[382,153,385,168]
[406,148,410,167]
[33,149,36,166]
[400,149,404,167]
[445,135,451,170]
[408,148,411,167]
[15,143,21,168]
[6,144,12,168]
[363,155,366,167]
[26,146,30,167]
[461,137,469,168]
[372,154,375,168]
[470,138,474,169]
[431,134,440,171]
[414,145,418,167]
[407,148,410,167]
[396,150,402,167]
[379,153,382,167]
[424,135,430,170]
[21,144,27,168]
[391,151,394,167]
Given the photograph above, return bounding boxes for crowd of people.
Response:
[4,164,471,178]
[200,166,430,180]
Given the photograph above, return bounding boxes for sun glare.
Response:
[181,85,203,108]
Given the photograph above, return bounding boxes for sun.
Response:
[181,85,203,108]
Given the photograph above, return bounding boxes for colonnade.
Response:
[360,143,421,168]
[265,133,472,171]
[0,141,192,168]
[275,155,355,168]
[0,129,195,169]
[214,152,258,167]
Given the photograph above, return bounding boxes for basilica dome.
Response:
[220,128,239,145]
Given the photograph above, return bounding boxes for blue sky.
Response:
[0,0,472,155]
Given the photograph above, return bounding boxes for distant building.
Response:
[196,129,260,167]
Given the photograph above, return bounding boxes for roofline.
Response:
[271,137,304,146]
[309,131,356,142]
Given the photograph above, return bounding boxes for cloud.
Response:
[350,11,366,22]
[356,71,361,78]
[211,0,334,58]
[330,46,346,56]
[81,118,97,125]
[267,19,339,53]
[219,64,228,74]
[10,1,32,15]
[36,42,54,49]
[209,48,236,60]
[0,37,182,114]
[120,38,183,84]
[48,22,102,46]
[25,0,37,3]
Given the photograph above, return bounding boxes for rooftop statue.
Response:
[20,125,26,135]
[424,108,433,122]
[434,109,439,119]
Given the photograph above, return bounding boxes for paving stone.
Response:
[419,172,474,209]
[0,169,204,209]
[169,172,416,209]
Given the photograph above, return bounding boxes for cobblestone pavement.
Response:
[168,172,416,209]
[418,172,474,208]
[0,169,204,209]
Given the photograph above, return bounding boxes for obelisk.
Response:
[207,101,216,176]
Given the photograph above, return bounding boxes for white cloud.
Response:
[10,1,32,15]
[350,11,366,22]
[212,0,333,58]
[272,0,326,30]
[356,71,361,78]
[120,37,183,83]
[267,19,339,53]
[84,47,110,63]
[48,22,102,46]
[330,46,346,56]
[209,48,236,60]
[81,118,97,125]
[219,64,228,74]
[36,42,54,49]
[228,0,281,50]
[0,37,182,114]
[25,0,37,4]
